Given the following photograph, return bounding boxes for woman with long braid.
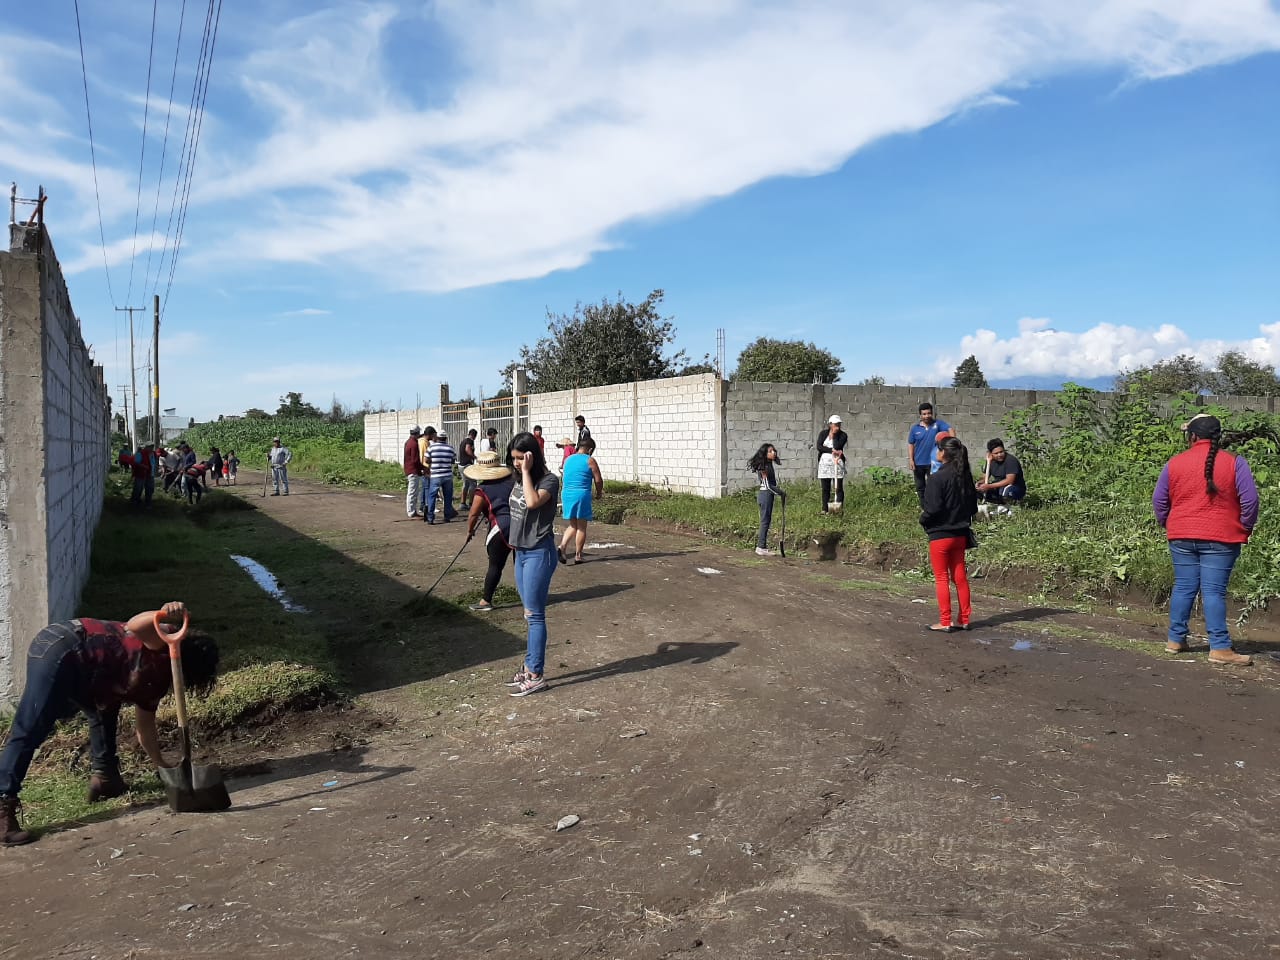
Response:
[1153,414,1259,665]
[919,436,979,632]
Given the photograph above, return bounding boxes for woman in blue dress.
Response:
[557,438,604,565]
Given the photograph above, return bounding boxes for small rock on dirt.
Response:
[555,815,581,832]
[178,903,196,912]
[619,728,647,739]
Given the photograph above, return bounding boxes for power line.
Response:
[73,0,119,309]
[125,0,160,306]
[163,0,223,312]
[154,0,218,311]
[141,0,188,297]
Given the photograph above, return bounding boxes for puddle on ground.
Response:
[1011,639,1034,651]
[230,555,310,613]
[585,542,634,550]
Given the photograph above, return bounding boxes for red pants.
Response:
[928,536,971,627]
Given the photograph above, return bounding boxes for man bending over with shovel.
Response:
[0,601,219,846]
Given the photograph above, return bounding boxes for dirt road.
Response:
[4,476,1280,959]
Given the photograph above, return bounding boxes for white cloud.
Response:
[926,317,1280,382]
[60,231,168,276]
[278,307,331,317]
[197,0,1280,292]
[6,3,1280,297]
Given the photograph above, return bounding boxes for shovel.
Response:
[154,610,231,813]
[827,457,844,514]
[775,489,787,558]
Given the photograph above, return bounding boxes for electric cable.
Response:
[125,0,160,305]
[73,0,119,309]
[163,0,223,312]
[142,0,188,297]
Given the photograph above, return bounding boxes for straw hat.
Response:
[463,450,512,481]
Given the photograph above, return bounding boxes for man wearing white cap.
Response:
[267,437,292,496]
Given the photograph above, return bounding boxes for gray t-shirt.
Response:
[509,472,559,549]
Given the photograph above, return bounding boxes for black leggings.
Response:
[484,534,512,603]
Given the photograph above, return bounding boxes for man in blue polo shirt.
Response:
[907,402,952,506]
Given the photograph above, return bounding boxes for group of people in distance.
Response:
[750,406,1256,665]
[121,437,294,505]
[405,416,604,698]
[119,442,241,506]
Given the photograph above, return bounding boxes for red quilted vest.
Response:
[1164,441,1249,544]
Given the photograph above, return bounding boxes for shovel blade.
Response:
[158,762,232,813]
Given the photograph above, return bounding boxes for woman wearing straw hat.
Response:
[463,452,517,612]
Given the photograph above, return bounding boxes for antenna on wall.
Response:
[716,327,726,379]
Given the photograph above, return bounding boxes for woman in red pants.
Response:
[919,436,979,632]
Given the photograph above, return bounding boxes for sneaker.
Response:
[755,547,775,556]
[505,668,532,687]
[1208,649,1252,666]
[469,601,494,612]
[996,505,1011,516]
[509,675,548,697]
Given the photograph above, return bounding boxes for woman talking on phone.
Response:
[504,432,560,696]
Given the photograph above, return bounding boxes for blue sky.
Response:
[2,1,1278,421]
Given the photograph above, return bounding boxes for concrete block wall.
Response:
[635,374,720,495]
[363,406,441,464]
[1,223,110,702]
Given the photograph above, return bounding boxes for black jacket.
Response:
[816,429,847,460]
[919,465,978,541]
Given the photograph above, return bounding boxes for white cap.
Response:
[828,414,843,424]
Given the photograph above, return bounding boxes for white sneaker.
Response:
[996,505,1011,516]
[755,547,776,557]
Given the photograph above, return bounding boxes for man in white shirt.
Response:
[268,437,292,496]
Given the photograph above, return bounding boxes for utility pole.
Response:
[152,294,160,446]
[116,305,146,450]
[117,383,131,450]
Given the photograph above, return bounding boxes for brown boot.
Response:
[1208,649,1252,666]
[87,769,129,803]
[1,795,32,846]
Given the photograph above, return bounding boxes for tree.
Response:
[1114,354,1211,394]
[952,355,989,388]
[501,290,688,392]
[732,338,844,383]
[860,375,886,387]
[243,407,271,419]
[1210,350,1280,396]
[276,391,324,418]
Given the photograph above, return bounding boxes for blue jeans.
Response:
[514,538,557,676]
[756,490,774,549]
[131,476,154,505]
[1168,540,1241,650]
[0,625,120,797]
[425,476,456,522]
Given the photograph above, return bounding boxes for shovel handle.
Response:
[153,608,190,651]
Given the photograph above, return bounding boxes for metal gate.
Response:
[517,394,530,435]
[480,395,516,453]
[441,402,470,448]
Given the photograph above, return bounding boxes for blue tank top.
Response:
[563,453,593,492]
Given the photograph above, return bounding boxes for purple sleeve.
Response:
[1152,464,1171,526]
[1236,457,1259,531]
